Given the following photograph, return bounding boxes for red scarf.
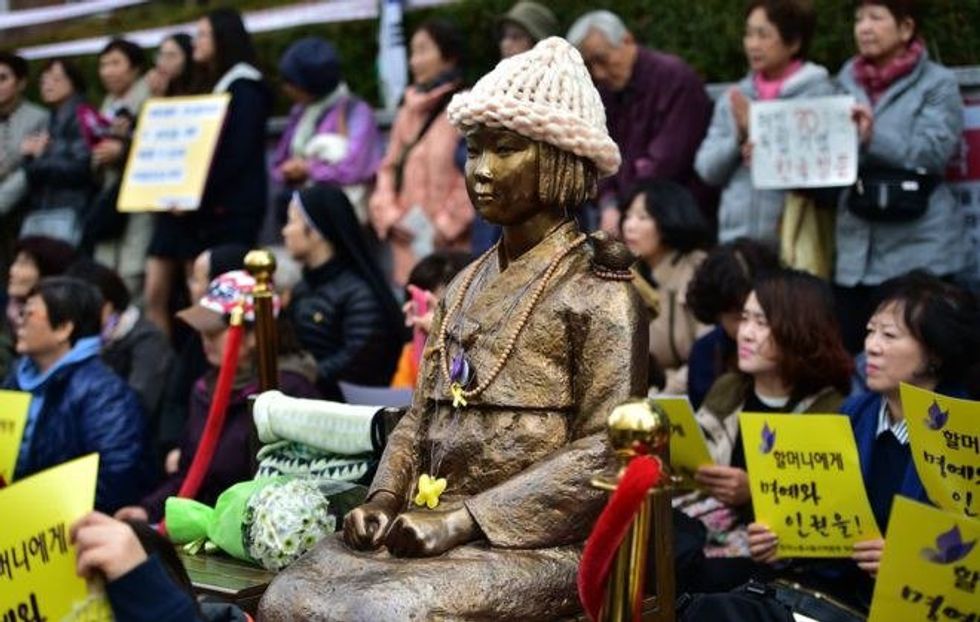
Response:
[852,39,924,104]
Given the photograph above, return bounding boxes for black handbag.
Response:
[847,166,940,223]
[678,580,867,622]
[677,582,795,622]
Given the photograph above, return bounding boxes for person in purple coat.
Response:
[567,10,714,233]
[271,37,382,225]
[114,270,321,523]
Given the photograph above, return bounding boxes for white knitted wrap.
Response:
[447,36,621,178]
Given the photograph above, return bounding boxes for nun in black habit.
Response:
[284,183,407,400]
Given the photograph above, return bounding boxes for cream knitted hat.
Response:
[446,36,621,178]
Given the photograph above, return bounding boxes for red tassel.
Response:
[158,320,244,536]
[578,455,662,621]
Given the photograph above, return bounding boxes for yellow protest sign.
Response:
[651,396,713,486]
[0,390,30,485]
[0,454,112,620]
[901,384,979,520]
[741,413,881,557]
[869,496,979,622]
[117,94,230,212]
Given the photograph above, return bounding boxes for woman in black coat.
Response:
[283,184,406,400]
[144,8,271,336]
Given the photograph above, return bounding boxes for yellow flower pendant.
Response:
[414,473,447,509]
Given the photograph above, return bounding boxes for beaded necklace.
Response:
[437,229,587,407]
[413,224,587,509]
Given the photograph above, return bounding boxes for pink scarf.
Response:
[752,60,803,101]
[852,39,924,104]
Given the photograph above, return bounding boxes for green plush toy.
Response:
[166,478,366,571]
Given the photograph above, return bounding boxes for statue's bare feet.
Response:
[343,491,401,550]
[384,507,479,557]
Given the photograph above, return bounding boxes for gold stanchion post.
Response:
[591,399,674,622]
[245,249,278,475]
[245,249,278,392]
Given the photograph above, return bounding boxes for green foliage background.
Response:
[16,0,980,112]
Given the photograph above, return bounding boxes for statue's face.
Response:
[464,126,542,226]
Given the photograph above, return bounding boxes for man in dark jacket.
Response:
[568,10,714,232]
[3,277,144,513]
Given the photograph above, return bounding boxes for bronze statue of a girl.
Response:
[260,37,647,621]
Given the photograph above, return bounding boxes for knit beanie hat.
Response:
[278,37,341,98]
[446,37,621,178]
[498,1,560,43]
[177,270,280,333]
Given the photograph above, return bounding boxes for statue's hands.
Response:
[385,507,479,558]
[343,491,401,551]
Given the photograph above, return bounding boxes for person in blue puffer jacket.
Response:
[3,276,144,513]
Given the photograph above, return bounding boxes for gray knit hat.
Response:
[497,1,560,43]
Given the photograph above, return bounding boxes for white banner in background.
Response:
[17,0,456,60]
[378,0,409,112]
[750,95,858,190]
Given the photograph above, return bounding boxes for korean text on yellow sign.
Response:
[869,496,979,622]
[741,413,881,557]
[117,94,230,212]
[0,454,110,620]
[901,383,979,519]
[651,396,713,486]
[0,390,30,486]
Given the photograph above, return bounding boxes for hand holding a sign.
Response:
[114,505,149,522]
[851,104,874,146]
[694,464,751,506]
[747,521,780,564]
[71,511,148,582]
[740,140,754,166]
[852,538,885,577]
[92,138,125,167]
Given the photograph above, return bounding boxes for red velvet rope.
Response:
[578,455,663,622]
[158,321,244,536]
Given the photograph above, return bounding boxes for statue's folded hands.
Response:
[384,506,480,557]
[343,489,400,550]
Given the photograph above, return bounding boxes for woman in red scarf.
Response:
[834,1,966,353]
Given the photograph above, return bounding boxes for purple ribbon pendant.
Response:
[450,353,473,387]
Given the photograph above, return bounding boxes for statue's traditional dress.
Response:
[260,221,647,620]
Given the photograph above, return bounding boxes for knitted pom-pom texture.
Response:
[447,36,621,178]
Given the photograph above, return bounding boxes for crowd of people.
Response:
[0,0,979,619]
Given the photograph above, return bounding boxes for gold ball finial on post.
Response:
[245,249,277,294]
[244,248,278,395]
[603,399,670,484]
[594,398,674,622]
